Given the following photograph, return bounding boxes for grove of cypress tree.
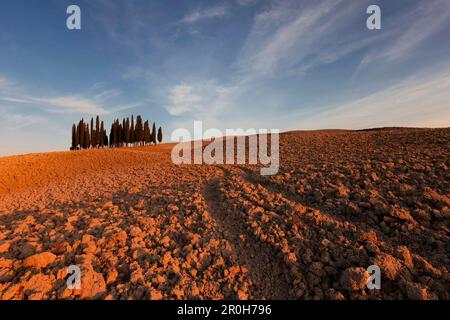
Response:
[70,115,163,150]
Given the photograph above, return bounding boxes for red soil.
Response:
[0,128,448,300]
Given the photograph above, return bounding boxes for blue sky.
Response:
[1,0,450,156]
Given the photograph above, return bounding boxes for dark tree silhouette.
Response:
[96,116,100,147]
[109,123,113,148]
[79,119,85,149]
[113,120,118,147]
[135,115,143,146]
[71,124,77,150]
[151,122,156,144]
[76,122,79,149]
[119,121,123,146]
[157,127,163,144]
[103,129,108,147]
[70,115,163,151]
[100,121,105,148]
[130,115,135,146]
[125,117,130,146]
[90,118,94,148]
[86,124,91,149]
[77,121,80,149]
[75,123,80,149]
[122,118,126,147]
[116,120,120,147]
[144,120,150,145]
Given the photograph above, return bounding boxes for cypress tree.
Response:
[71,124,77,150]
[125,117,130,146]
[144,120,150,145]
[104,129,108,148]
[100,121,105,148]
[119,122,123,147]
[82,122,85,149]
[117,120,121,147]
[76,124,80,149]
[86,124,91,148]
[77,121,81,149]
[96,116,100,147]
[135,115,143,146]
[122,118,126,147]
[90,118,94,148]
[109,124,114,148]
[130,115,135,146]
[114,120,119,147]
[80,119,85,149]
[157,127,163,144]
[151,122,156,144]
[76,123,79,149]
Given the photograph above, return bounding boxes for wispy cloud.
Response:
[0,77,13,89]
[360,0,450,66]
[291,68,450,129]
[2,112,48,129]
[1,94,107,115]
[168,84,202,115]
[237,0,368,81]
[167,82,237,116]
[34,96,109,115]
[0,75,140,115]
[180,5,229,24]
[236,0,259,7]
[237,0,450,84]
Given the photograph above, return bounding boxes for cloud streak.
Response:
[0,108,47,129]
[292,68,450,129]
[167,82,237,117]
[180,5,229,24]
[0,75,140,116]
[360,0,450,66]
[168,84,202,115]
[238,0,352,79]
